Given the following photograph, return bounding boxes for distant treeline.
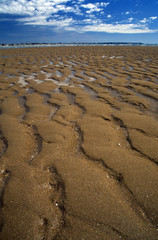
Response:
[0,42,157,48]
[0,42,144,46]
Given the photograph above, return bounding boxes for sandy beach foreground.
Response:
[0,46,158,239]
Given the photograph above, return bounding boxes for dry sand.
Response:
[0,46,158,239]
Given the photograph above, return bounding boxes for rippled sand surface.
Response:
[0,46,158,240]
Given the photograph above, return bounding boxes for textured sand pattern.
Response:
[0,46,158,239]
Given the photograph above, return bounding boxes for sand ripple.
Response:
[0,46,158,239]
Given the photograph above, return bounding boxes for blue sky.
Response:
[0,0,158,44]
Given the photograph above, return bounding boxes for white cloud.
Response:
[140,18,148,23]
[107,14,111,18]
[0,0,77,29]
[125,11,130,15]
[100,2,110,7]
[83,19,92,23]
[18,15,49,24]
[56,5,74,12]
[82,18,101,25]
[80,23,157,34]
[0,0,71,15]
[139,16,157,24]
[150,16,157,20]
[82,3,100,13]
[128,18,133,22]
[81,2,109,14]
[21,15,74,28]
[73,4,83,15]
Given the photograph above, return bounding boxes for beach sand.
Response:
[0,46,158,239]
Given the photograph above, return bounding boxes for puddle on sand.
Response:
[18,76,29,87]
[51,87,61,93]
[104,71,116,78]
[34,79,44,84]
[40,93,51,104]
[79,84,97,98]
[18,95,26,106]
[69,70,76,78]
[50,78,71,87]
[64,77,71,84]
[9,83,15,86]
[92,72,107,81]
[145,78,152,82]
[127,87,158,117]
[17,96,29,119]
[26,87,36,94]
[67,61,77,66]
[105,87,123,99]
[55,70,63,77]
[49,79,60,85]
[41,64,49,68]
[48,104,60,120]
[13,90,18,96]
[122,66,126,70]
[49,106,58,119]
[129,66,134,71]
[80,71,96,82]
[40,71,52,80]
[4,74,17,78]
[68,71,83,81]
[80,71,88,78]
[88,77,96,82]
[27,74,36,80]
[66,92,76,105]
[50,77,75,93]
[1,55,14,58]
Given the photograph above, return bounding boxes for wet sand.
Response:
[0,46,158,239]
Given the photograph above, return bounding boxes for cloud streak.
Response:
[80,23,156,34]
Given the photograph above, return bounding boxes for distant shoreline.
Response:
[0,42,158,49]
